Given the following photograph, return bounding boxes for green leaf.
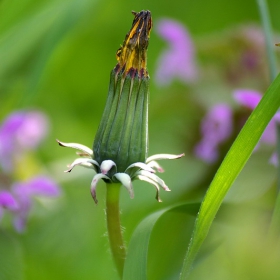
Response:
[257,0,280,241]
[180,73,280,279]
[0,231,24,280]
[123,203,200,280]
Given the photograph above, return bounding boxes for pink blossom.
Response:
[195,104,233,163]
[0,110,49,172]
[155,19,198,86]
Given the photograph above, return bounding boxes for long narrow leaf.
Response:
[123,203,200,280]
[180,73,280,279]
[256,0,280,239]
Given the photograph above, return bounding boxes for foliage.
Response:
[1,0,280,279]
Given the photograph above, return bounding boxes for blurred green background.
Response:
[1,0,280,279]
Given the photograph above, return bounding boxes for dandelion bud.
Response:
[58,11,184,203]
[93,10,152,173]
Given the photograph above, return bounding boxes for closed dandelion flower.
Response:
[57,11,184,204]
[57,10,184,276]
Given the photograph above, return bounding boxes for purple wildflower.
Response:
[12,176,60,232]
[269,153,278,166]
[0,191,18,225]
[240,25,266,71]
[233,89,280,146]
[0,176,60,232]
[195,89,280,165]
[15,111,49,149]
[194,104,233,163]
[0,190,19,211]
[233,89,261,110]
[155,18,198,86]
[0,111,49,172]
[233,89,280,166]
[0,110,60,232]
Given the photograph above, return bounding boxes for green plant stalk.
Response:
[256,0,278,81]
[106,183,126,278]
[180,73,280,279]
[257,0,280,237]
[96,11,151,277]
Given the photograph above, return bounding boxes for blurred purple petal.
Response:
[155,19,198,86]
[12,176,60,198]
[0,110,49,172]
[201,104,233,143]
[13,215,28,233]
[194,141,219,163]
[234,89,280,146]
[11,189,32,233]
[233,89,262,110]
[26,176,60,197]
[270,152,278,166]
[262,121,277,145]
[15,111,49,149]
[0,112,25,171]
[10,176,60,232]
[240,25,266,71]
[0,112,25,137]
[12,182,33,215]
[265,112,280,145]
[194,104,233,163]
[0,190,19,211]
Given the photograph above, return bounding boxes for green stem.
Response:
[256,0,280,237]
[256,0,277,81]
[106,183,126,278]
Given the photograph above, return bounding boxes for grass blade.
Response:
[180,73,280,279]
